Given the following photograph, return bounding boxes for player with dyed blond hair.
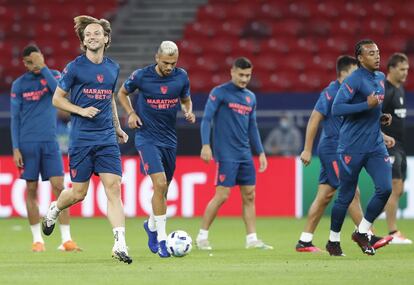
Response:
[118,40,195,258]
[42,15,132,264]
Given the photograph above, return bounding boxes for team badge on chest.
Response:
[160,85,168,94]
[97,74,104,83]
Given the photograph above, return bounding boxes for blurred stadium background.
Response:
[1,0,414,220]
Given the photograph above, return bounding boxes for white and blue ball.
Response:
[166,230,192,257]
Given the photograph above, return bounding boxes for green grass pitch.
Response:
[0,217,413,285]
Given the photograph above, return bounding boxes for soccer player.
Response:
[382,53,412,244]
[296,55,392,253]
[42,16,132,264]
[10,45,80,252]
[326,39,394,256]
[117,41,196,258]
[196,57,272,250]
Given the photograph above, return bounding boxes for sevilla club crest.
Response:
[40,79,47,86]
[219,174,226,183]
[245,96,251,104]
[97,74,104,83]
[160,86,168,94]
[344,155,352,165]
[71,169,77,178]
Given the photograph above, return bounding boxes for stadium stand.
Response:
[1,0,414,94]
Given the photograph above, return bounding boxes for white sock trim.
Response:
[197,229,209,240]
[358,218,372,234]
[154,215,167,242]
[30,223,44,243]
[246,233,258,244]
[299,232,313,243]
[60,224,72,243]
[329,230,341,242]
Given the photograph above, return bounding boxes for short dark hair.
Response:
[387,52,408,70]
[355,39,375,66]
[22,44,40,57]
[233,57,253,69]
[336,55,358,76]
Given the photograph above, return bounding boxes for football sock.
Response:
[299,232,313,243]
[148,214,156,232]
[197,229,209,240]
[329,230,340,242]
[113,227,126,249]
[246,233,258,244]
[154,215,167,241]
[60,224,72,243]
[358,218,372,234]
[30,223,44,243]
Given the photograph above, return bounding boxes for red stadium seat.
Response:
[253,53,280,72]
[271,19,304,37]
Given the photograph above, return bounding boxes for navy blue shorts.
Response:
[19,142,64,181]
[215,160,256,187]
[68,144,122,183]
[318,153,340,189]
[136,144,176,182]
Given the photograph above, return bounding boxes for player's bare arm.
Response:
[52,86,100,118]
[300,110,324,166]
[117,85,142,129]
[180,97,196,123]
[112,94,128,144]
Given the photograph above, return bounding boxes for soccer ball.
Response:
[166,230,192,257]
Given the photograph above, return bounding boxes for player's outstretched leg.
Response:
[143,219,158,253]
[352,231,375,255]
[42,201,60,236]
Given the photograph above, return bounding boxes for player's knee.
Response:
[377,184,392,200]
[215,190,230,203]
[242,190,255,204]
[73,189,88,202]
[153,178,168,192]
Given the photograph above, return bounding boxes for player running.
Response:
[296,55,392,253]
[42,15,131,264]
[117,41,196,258]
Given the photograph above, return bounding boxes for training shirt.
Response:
[200,81,264,162]
[10,67,61,149]
[381,80,406,144]
[59,54,119,147]
[332,66,386,154]
[123,64,190,149]
[314,80,341,154]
